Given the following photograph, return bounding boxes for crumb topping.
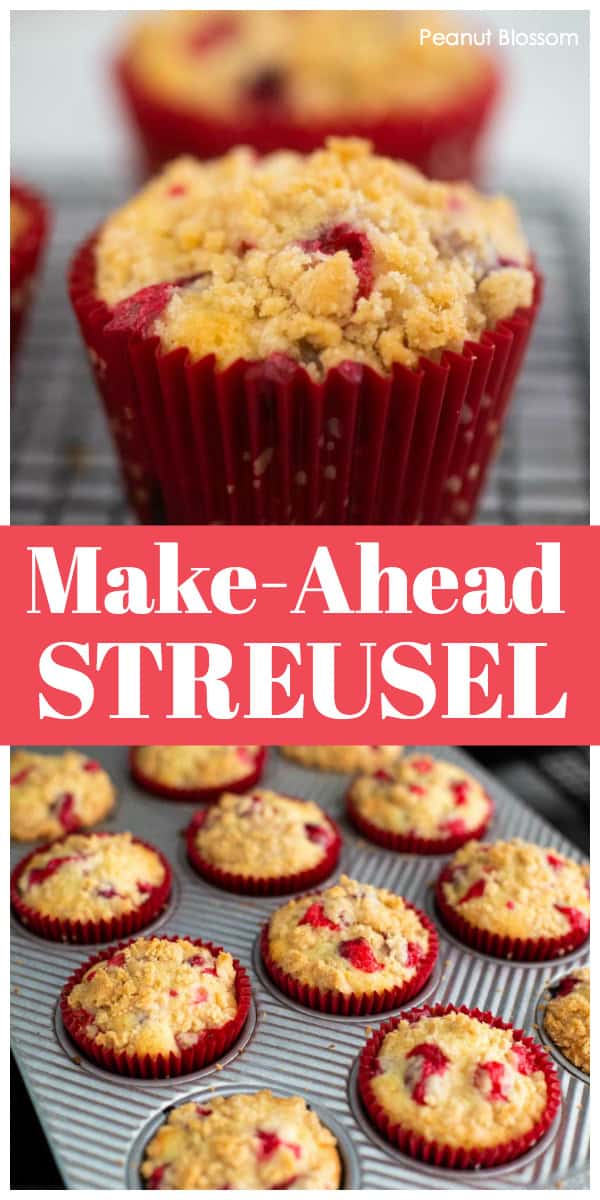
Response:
[349,754,490,839]
[371,1011,548,1149]
[282,745,402,773]
[132,745,260,789]
[95,139,533,376]
[66,937,238,1058]
[17,832,165,922]
[544,967,589,1074]
[193,788,337,877]
[441,839,590,941]
[140,1089,341,1189]
[10,750,115,843]
[267,874,431,996]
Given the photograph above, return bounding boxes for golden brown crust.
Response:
[349,754,489,838]
[193,788,334,877]
[282,745,402,773]
[10,750,115,842]
[543,968,590,1073]
[132,745,259,789]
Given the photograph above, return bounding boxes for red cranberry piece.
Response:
[458,878,486,904]
[506,900,515,909]
[512,1042,537,1075]
[405,1042,449,1105]
[238,240,256,255]
[107,276,204,338]
[410,758,433,774]
[196,1105,212,1117]
[474,1060,509,1101]
[301,223,374,301]
[245,67,286,106]
[374,769,393,783]
[187,954,217,975]
[53,792,80,832]
[298,902,340,931]
[236,747,255,766]
[304,823,333,848]
[450,780,469,805]
[554,975,578,997]
[554,905,589,936]
[339,938,383,973]
[83,759,101,772]
[27,854,79,886]
[11,767,32,784]
[147,1164,166,1189]
[547,852,564,870]
[108,951,126,968]
[167,184,187,197]
[96,885,121,899]
[186,15,239,53]
[169,988,178,997]
[408,783,425,795]
[256,1130,301,1163]
[405,941,423,968]
[440,818,466,839]
[193,987,208,1005]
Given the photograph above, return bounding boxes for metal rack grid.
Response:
[10,177,589,526]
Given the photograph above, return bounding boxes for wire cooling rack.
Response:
[10,174,589,525]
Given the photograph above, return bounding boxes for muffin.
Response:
[116,12,500,179]
[261,874,438,1015]
[358,1004,561,1168]
[140,1089,342,1189]
[11,831,172,943]
[130,745,265,801]
[61,935,251,1078]
[69,138,540,526]
[10,181,49,360]
[347,754,493,853]
[543,967,589,1075]
[10,750,116,842]
[282,746,402,774]
[187,788,341,895]
[436,839,590,960]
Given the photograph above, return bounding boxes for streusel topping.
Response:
[95,139,533,376]
[282,745,402,774]
[140,1089,341,1189]
[132,745,260,789]
[349,754,490,840]
[543,967,590,1074]
[10,750,115,842]
[193,789,337,877]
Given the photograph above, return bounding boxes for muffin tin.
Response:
[10,746,589,1189]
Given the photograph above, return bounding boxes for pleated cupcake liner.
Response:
[358,1003,561,1169]
[60,935,252,1078]
[10,181,50,361]
[129,747,267,802]
[68,235,542,525]
[115,53,501,181]
[346,790,494,856]
[260,901,439,1016]
[10,832,172,944]
[435,865,590,961]
[186,807,342,896]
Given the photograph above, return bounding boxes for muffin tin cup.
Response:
[259,902,439,1017]
[346,790,494,855]
[186,808,342,896]
[533,972,590,1085]
[435,865,590,962]
[358,1003,562,1169]
[68,236,542,525]
[10,180,50,361]
[129,746,267,801]
[10,833,173,945]
[115,53,502,181]
[60,936,252,1079]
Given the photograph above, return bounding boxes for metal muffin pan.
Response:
[10,745,589,1189]
[532,970,590,1087]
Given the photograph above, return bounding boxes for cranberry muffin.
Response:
[187,788,341,895]
[140,1090,342,1189]
[11,831,171,943]
[436,839,590,960]
[10,750,115,842]
[282,746,402,774]
[262,874,438,1015]
[543,967,590,1075]
[130,745,265,800]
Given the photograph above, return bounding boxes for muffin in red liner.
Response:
[130,746,266,802]
[60,935,252,1078]
[68,139,541,526]
[11,831,172,944]
[10,749,116,843]
[358,1003,561,1168]
[11,180,50,360]
[261,875,438,1016]
[115,12,500,180]
[186,789,342,896]
[347,754,494,855]
[435,838,590,961]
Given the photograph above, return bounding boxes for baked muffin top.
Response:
[440,839,590,942]
[140,1089,341,1189]
[543,967,590,1074]
[10,199,30,247]
[10,750,115,842]
[192,788,337,878]
[95,139,533,377]
[132,745,260,789]
[66,937,238,1058]
[15,832,166,923]
[266,874,432,996]
[123,12,492,121]
[370,1010,548,1149]
[349,754,490,840]
[282,745,402,773]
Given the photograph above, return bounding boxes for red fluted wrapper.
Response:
[10,181,50,360]
[60,936,252,1078]
[358,1003,561,1168]
[129,747,266,802]
[346,790,494,856]
[10,833,172,944]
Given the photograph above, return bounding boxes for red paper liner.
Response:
[435,864,590,961]
[69,237,542,525]
[358,1003,561,1169]
[129,747,266,802]
[10,181,50,360]
[60,935,252,1078]
[115,53,501,182]
[346,789,494,856]
[10,832,172,945]
[186,806,342,896]
[260,901,438,1016]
